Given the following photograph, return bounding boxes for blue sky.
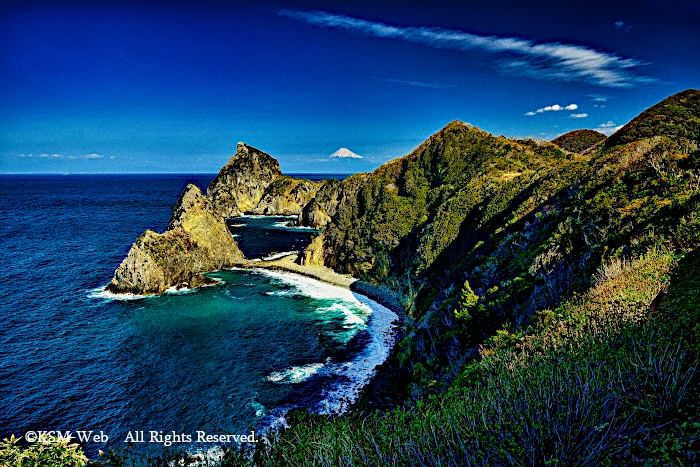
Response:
[1,0,699,174]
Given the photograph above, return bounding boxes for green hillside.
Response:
[258,89,700,465]
[606,88,700,148]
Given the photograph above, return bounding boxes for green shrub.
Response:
[0,435,88,467]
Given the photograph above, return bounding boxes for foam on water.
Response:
[317,293,398,414]
[253,269,359,302]
[318,303,366,327]
[261,251,298,261]
[271,221,316,231]
[266,362,326,384]
[252,269,399,414]
[87,287,145,301]
[239,214,297,219]
[250,399,266,418]
[164,286,197,294]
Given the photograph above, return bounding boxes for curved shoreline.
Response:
[233,253,406,417]
[232,253,405,319]
[98,251,405,412]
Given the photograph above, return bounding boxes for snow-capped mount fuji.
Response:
[330,148,363,159]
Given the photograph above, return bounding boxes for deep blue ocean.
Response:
[0,174,395,457]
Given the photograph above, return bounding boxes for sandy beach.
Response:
[234,253,356,287]
[233,253,405,317]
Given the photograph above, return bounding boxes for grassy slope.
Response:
[606,89,700,148]
[254,247,700,466]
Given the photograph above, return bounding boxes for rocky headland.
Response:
[106,184,243,294]
[207,142,323,217]
[106,142,325,294]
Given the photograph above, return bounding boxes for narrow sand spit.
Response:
[234,254,356,288]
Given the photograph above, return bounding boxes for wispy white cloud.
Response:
[570,113,588,118]
[596,121,624,135]
[279,10,653,88]
[67,153,103,160]
[589,95,608,107]
[525,103,578,116]
[373,77,458,89]
[614,21,633,33]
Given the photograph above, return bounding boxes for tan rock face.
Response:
[207,143,284,217]
[298,233,326,267]
[298,179,342,228]
[106,184,242,295]
[107,230,168,294]
[249,177,321,215]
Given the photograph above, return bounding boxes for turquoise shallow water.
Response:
[0,174,396,456]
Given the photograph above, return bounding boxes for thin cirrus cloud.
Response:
[590,95,608,107]
[278,10,654,88]
[525,103,578,116]
[570,113,588,118]
[373,77,458,89]
[18,153,109,160]
[614,21,633,33]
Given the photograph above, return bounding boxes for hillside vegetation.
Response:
[552,129,606,153]
[314,90,700,404]
[254,89,700,465]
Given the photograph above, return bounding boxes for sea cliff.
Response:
[106,184,243,294]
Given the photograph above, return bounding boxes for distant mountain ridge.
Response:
[552,129,606,153]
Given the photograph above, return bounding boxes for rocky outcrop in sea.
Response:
[106,184,243,294]
[107,142,330,294]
